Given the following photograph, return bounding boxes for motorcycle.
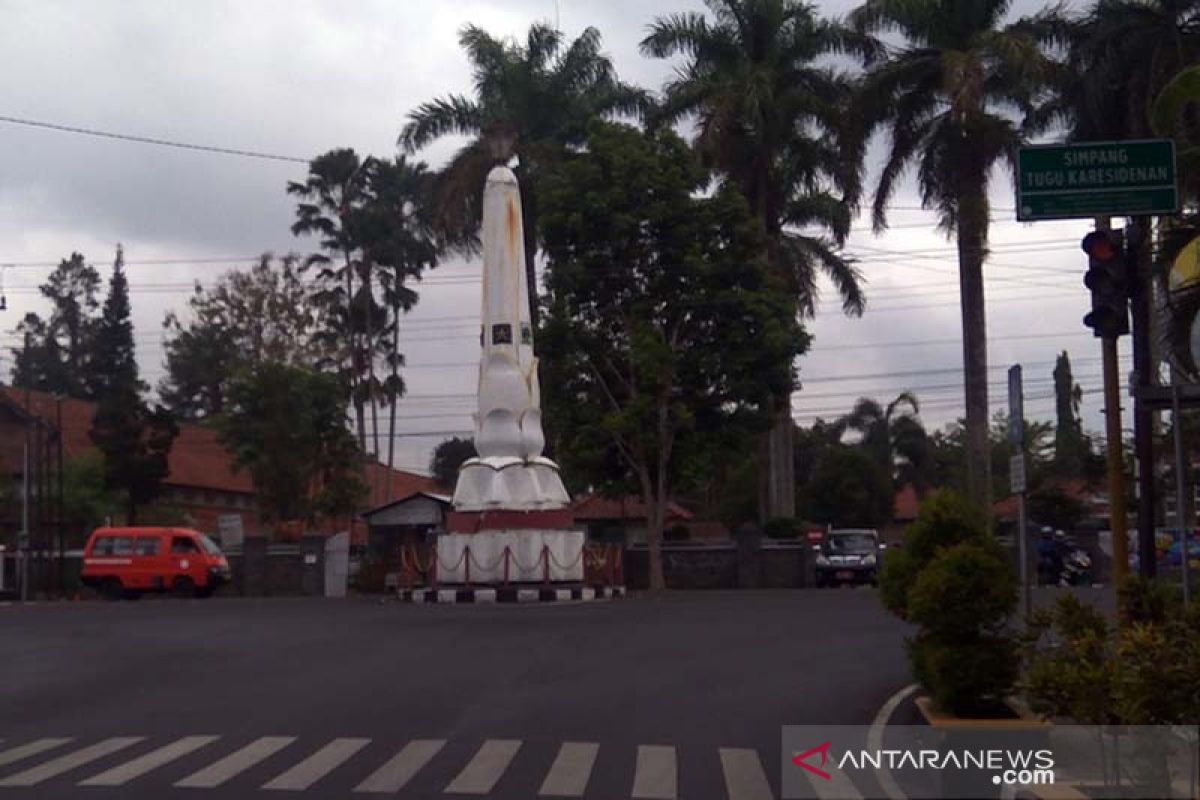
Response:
[1059,548,1093,587]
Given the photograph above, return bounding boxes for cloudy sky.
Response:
[0,0,1112,474]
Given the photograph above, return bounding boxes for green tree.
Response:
[641,0,870,521]
[87,246,177,523]
[87,246,142,399]
[400,23,646,329]
[9,253,102,397]
[160,254,329,420]
[538,123,805,589]
[288,148,378,451]
[356,156,440,489]
[216,363,366,523]
[429,436,476,490]
[851,0,1058,515]
[800,445,894,528]
[837,392,934,494]
[1052,351,1085,471]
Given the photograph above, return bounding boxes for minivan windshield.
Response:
[826,532,877,553]
[198,534,223,556]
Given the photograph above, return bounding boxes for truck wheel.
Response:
[101,578,124,601]
[173,576,196,598]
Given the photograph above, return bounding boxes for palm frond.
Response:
[400,95,483,153]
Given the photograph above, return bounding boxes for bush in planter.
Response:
[906,542,1018,715]
[878,489,989,618]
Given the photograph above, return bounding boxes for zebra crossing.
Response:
[0,733,871,797]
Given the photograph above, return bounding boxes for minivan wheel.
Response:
[173,576,196,598]
[101,578,124,601]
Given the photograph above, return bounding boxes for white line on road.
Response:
[0,737,144,787]
[175,736,296,788]
[444,739,522,795]
[631,745,677,799]
[261,738,370,791]
[538,741,599,797]
[79,735,219,786]
[354,739,445,793]
[719,747,774,800]
[0,739,72,768]
[867,682,919,800]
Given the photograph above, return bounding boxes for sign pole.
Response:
[1103,335,1130,588]
[1008,366,1030,619]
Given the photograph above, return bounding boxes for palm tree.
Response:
[641,0,874,522]
[400,24,646,328]
[288,149,375,450]
[849,0,1057,514]
[837,392,934,494]
[362,156,440,498]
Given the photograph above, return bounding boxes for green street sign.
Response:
[1016,139,1178,221]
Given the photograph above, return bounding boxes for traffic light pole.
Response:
[1102,335,1129,586]
[1128,216,1158,578]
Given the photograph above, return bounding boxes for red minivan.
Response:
[81,527,230,599]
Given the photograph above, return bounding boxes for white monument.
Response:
[439,165,583,584]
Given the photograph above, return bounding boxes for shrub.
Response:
[907,543,1016,639]
[879,490,1020,716]
[910,633,1018,716]
[1022,591,1200,726]
[879,490,989,615]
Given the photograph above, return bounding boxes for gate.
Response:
[324,531,349,598]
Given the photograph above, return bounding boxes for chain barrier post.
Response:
[430,544,439,590]
[464,545,471,587]
[542,545,550,587]
[503,546,510,586]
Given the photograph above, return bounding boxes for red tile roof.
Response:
[894,485,920,521]
[0,386,437,504]
[571,494,693,522]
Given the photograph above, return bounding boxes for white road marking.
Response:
[631,745,677,799]
[0,737,144,787]
[443,739,522,794]
[261,738,370,791]
[175,736,296,788]
[354,739,445,793]
[719,748,774,800]
[79,735,219,786]
[538,741,599,797]
[867,683,919,800]
[0,739,72,768]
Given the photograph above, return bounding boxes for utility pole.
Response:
[1128,216,1158,577]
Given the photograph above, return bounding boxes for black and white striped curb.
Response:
[396,586,626,604]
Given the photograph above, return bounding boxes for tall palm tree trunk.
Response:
[386,293,401,502]
[957,186,992,518]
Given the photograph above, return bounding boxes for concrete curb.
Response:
[397,586,626,604]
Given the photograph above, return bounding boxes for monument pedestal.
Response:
[435,528,584,584]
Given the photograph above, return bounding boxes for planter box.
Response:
[915,694,1051,730]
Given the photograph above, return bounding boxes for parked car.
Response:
[814,528,882,588]
[81,526,230,599]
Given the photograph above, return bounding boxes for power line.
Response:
[0,114,309,164]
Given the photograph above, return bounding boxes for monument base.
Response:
[435,529,584,584]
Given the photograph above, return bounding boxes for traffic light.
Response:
[1081,229,1129,338]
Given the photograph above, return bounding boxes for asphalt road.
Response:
[0,590,911,799]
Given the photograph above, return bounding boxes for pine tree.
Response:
[87,246,142,399]
[87,246,177,523]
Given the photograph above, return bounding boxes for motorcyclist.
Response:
[1036,527,1060,585]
